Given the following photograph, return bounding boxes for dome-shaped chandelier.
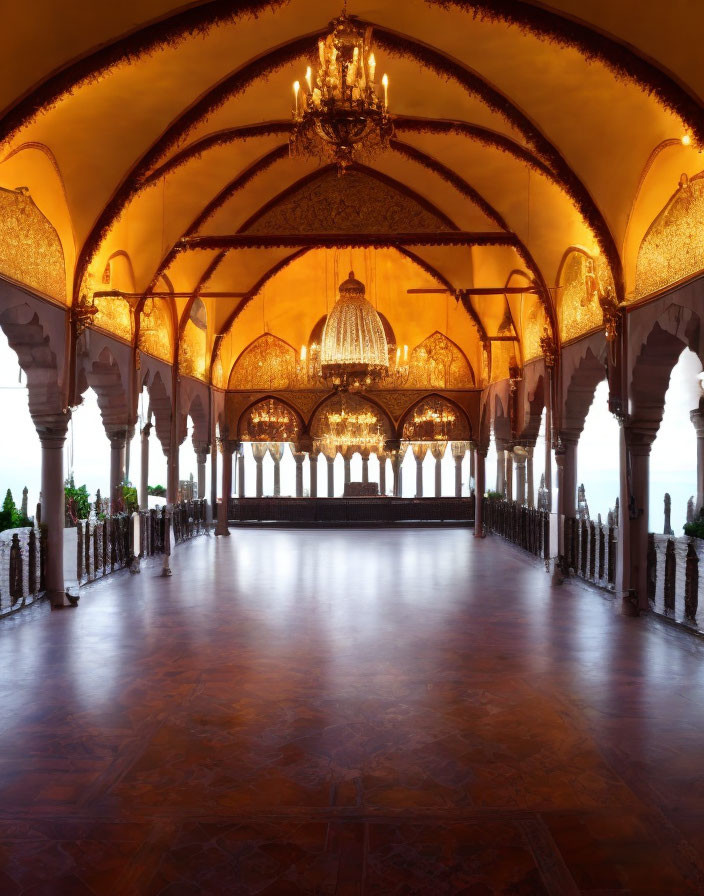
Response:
[321,271,389,390]
[289,9,392,174]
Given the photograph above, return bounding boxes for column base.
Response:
[129,556,141,575]
[161,555,173,577]
[214,523,230,537]
[620,590,641,617]
[48,589,73,608]
[551,559,565,587]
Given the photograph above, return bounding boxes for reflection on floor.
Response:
[1,528,703,894]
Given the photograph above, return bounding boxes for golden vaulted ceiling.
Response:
[0,0,703,387]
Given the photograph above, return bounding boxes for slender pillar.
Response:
[327,456,335,497]
[454,454,463,498]
[430,442,446,497]
[526,446,535,508]
[469,444,475,489]
[552,445,566,584]
[474,446,486,538]
[625,426,656,614]
[690,408,704,515]
[35,413,70,606]
[108,428,127,510]
[415,456,424,497]
[361,453,369,484]
[561,435,578,518]
[496,447,506,495]
[273,460,281,497]
[139,420,151,510]
[194,441,208,501]
[292,448,304,498]
[309,452,318,498]
[544,371,554,512]
[392,454,402,497]
[210,440,218,511]
[166,444,180,506]
[514,450,527,505]
[505,451,514,502]
[238,451,245,498]
[255,458,264,497]
[343,454,351,487]
[215,438,236,536]
[378,455,386,495]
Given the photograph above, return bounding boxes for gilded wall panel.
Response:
[401,332,474,389]
[93,295,133,342]
[138,297,172,363]
[522,300,548,362]
[246,170,451,235]
[229,334,296,390]
[558,250,612,342]
[0,187,65,301]
[634,173,704,300]
[179,318,207,382]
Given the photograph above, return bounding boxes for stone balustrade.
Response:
[0,525,44,617]
[647,534,703,632]
[483,497,550,561]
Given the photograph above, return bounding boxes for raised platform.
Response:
[228,496,475,524]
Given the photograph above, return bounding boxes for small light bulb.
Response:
[682,133,692,146]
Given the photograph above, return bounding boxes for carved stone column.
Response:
[561,434,578,519]
[215,438,237,536]
[526,446,535,508]
[252,442,267,497]
[291,444,305,497]
[514,449,527,505]
[690,408,704,515]
[474,446,487,538]
[268,443,283,496]
[35,412,70,606]
[309,450,319,498]
[412,443,427,498]
[552,444,567,585]
[139,420,151,510]
[361,452,370,484]
[496,446,506,495]
[624,426,656,614]
[326,455,335,497]
[451,441,467,498]
[430,442,446,497]
[378,453,386,495]
[469,443,476,491]
[107,426,128,510]
[193,441,209,502]
[343,451,351,487]
[238,450,245,498]
[210,440,218,512]
[506,450,514,502]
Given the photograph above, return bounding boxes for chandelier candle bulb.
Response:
[305,66,312,93]
[403,344,408,362]
[293,80,300,117]
[368,52,376,82]
[300,344,307,362]
[382,73,388,109]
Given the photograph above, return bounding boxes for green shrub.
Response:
[148,484,167,497]
[683,518,704,540]
[64,476,91,525]
[0,489,31,531]
[486,490,503,500]
[122,481,139,514]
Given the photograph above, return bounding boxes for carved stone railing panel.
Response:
[649,534,703,632]
[0,525,44,617]
[483,498,549,561]
[563,516,616,591]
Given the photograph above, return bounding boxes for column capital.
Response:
[221,438,239,456]
[140,420,152,438]
[33,410,70,445]
[193,439,211,456]
[625,423,658,456]
[105,424,129,449]
[690,407,704,436]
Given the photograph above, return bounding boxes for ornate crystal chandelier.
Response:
[290,9,392,173]
[321,270,389,390]
[316,403,385,456]
[403,399,457,442]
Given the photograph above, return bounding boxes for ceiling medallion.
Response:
[289,9,392,174]
[321,270,389,391]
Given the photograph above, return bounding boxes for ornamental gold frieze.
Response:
[634,173,704,300]
[245,169,452,236]
[0,187,66,302]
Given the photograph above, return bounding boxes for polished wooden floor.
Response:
[1,529,703,894]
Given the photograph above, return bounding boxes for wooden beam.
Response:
[407,286,537,295]
[179,232,519,251]
[94,290,249,299]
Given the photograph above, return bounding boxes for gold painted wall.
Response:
[138,297,173,363]
[0,187,65,301]
[634,173,704,299]
[557,249,612,342]
[229,334,296,391]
